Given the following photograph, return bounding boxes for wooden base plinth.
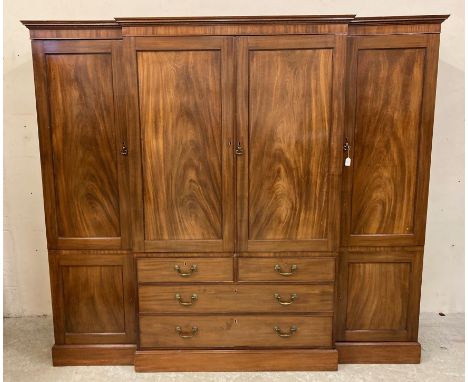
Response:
[134,349,338,372]
[52,344,136,366]
[51,342,421,368]
[336,342,421,364]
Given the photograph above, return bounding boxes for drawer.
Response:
[139,284,334,313]
[238,257,335,282]
[139,315,332,348]
[137,257,233,283]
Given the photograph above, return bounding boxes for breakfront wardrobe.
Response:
[22,14,448,371]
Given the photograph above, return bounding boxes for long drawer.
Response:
[139,315,332,348]
[238,257,335,282]
[139,284,334,313]
[137,257,233,283]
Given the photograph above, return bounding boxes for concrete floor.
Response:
[4,313,464,382]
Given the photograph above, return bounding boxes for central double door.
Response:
[128,35,346,253]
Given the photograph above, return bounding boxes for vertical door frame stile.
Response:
[31,39,59,249]
[111,39,132,249]
[329,33,347,253]
[330,32,348,349]
[127,36,235,252]
[235,36,248,253]
[123,36,145,252]
[221,37,236,252]
[236,35,346,253]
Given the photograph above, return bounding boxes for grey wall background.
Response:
[4,0,464,316]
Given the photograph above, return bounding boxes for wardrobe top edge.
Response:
[21,14,449,30]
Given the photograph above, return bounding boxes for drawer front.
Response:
[137,258,233,283]
[139,284,334,313]
[238,257,335,282]
[139,315,332,348]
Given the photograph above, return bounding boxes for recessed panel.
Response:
[346,262,410,330]
[47,54,120,238]
[138,51,223,241]
[248,49,333,240]
[62,265,125,333]
[350,48,425,235]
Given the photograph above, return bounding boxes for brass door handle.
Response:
[174,264,197,277]
[175,293,198,306]
[274,264,297,276]
[274,325,297,337]
[274,293,297,305]
[175,326,198,339]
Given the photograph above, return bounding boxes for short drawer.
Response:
[139,284,334,313]
[139,315,332,348]
[137,257,233,283]
[238,257,335,282]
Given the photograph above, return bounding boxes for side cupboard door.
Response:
[341,34,441,246]
[32,40,130,249]
[128,37,235,252]
[236,35,346,252]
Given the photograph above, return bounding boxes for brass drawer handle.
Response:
[174,264,197,277]
[274,293,297,305]
[175,293,198,306]
[175,326,198,339]
[274,264,297,276]
[274,325,298,337]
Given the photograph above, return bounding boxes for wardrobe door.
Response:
[128,37,234,252]
[341,34,441,246]
[32,40,130,249]
[236,36,346,252]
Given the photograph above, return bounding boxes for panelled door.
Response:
[32,40,130,249]
[236,36,346,252]
[341,34,440,247]
[129,37,235,252]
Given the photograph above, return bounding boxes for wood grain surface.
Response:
[346,262,410,330]
[46,53,121,239]
[248,48,332,241]
[349,48,425,236]
[139,315,332,348]
[62,265,125,333]
[138,284,334,313]
[138,50,222,241]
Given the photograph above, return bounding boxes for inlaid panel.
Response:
[47,53,120,239]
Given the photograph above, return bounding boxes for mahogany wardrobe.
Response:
[22,14,448,371]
